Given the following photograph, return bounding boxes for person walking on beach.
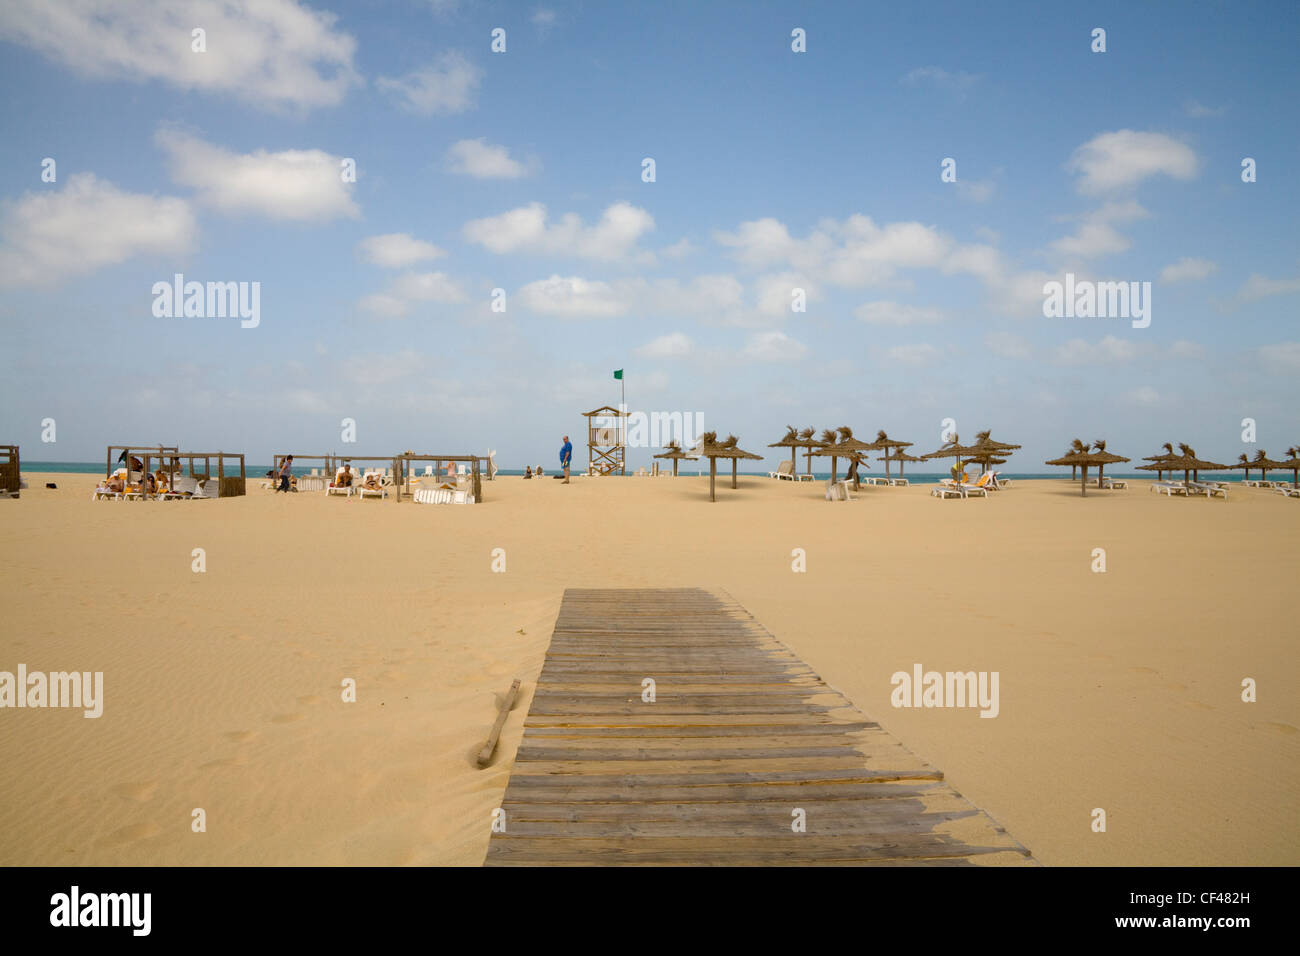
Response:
[560,435,573,483]
[277,455,294,493]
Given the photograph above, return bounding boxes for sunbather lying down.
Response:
[362,474,382,490]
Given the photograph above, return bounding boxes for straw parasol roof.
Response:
[784,426,824,477]
[698,431,762,501]
[1089,439,1130,482]
[870,430,914,478]
[812,426,877,484]
[1045,438,1128,496]
[1150,443,1229,483]
[921,433,985,480]
[653,439,692,476]
[1275,445,1300,488]
[1240,449,1290,480]
[880,448,922,478]
[767,426,803,472]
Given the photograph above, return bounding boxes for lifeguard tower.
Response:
[583,405,628,476]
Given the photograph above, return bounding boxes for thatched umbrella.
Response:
[871,430,914,479]
[1139,442,1180,481]
[1240,449,1290,484]
[921,433,984,482]
[882,449,923,478]
[812,426,876,485]
[767,426,803,473]
[653,439,691,477]
[1045,438,1126,497]
[698,432,762,501]
[967,430,1022,473]
[1090,439,1130,484]
[1156,443,1230,484]
[1276,445,1300,489]
[787,427,824,478]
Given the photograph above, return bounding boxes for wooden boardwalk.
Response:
[484,588,1033,866]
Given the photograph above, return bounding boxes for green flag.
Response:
[613,369,623,380]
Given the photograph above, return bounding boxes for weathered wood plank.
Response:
[483,588,1032,866]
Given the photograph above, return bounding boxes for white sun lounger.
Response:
[1275,485,1300,498]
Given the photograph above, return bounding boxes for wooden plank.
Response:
[476,678,521,767]
[483,588,1032,866]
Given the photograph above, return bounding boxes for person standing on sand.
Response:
[560,435,573,483]
[277,455,294,493]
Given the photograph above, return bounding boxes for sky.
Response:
[0,0,1297,471]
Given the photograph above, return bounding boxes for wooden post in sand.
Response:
[731,458,738,490]
[709,458,716,501]
[477,678,520,767]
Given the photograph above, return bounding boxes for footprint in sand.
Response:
[1256,721,1297,735]
[99,822,161,846]
[271,712,306,724]
[224,730,259,743]
[110,781,158,802]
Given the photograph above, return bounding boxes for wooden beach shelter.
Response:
[1045,438,1128,497]
[812,426,876,486]
[396,453,482,503]
[872,431,914,479]
[653,440,691,476]
[107,444,179,478]
[698,431,762,501]
[0,445,18,497]
[584,405,627,476]
[179,452,247,497]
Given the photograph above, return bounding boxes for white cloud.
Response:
[0,0,360,110]
[359,270,466,317]
[357,233,445,268]
[445,138,531,179]
[1066,130,1198,194]
[854,301,946,325]
[742,330,807,363]
[660,238,695,259]
[884,343,940,367]
[636,333,693,358]
[464,201,655,261]
[1159,257,1217,283]
[378,51,481,115]
[1237,273,1300,303]
[517,275,626,318]
[0,173,196,286]
[1052,335,1142,365]
[1184,100,1226,118]
[532,8,557,27]
[1259,342,1300,370]
[1050,201,1149,260]
[755,272,816,317]
[156,129,358,221]
[985,330,1032,359]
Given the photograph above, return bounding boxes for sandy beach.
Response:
[0,472,1296,866]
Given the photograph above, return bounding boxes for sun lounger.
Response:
[1275,486,1300,498]
[769,460,798,480]
[888,477,909,486]
[931,485,965,499]
[327,470,354,498]
[354,471,388,500]
[1150,481,1187,497]
[825,479,855,501]
[1187,481,1227,499]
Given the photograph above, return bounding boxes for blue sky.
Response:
[1,0,1297,470]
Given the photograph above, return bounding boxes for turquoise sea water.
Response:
[19,462,1288,486]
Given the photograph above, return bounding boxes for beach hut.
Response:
[653,440,691,477]
[1045,438,1127,497]
[872,431,914,479]
[698,432,762,501]
[812,426,876,486]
